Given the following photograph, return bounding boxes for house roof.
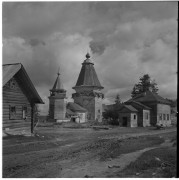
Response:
[3,63,44,104]
[127,91,171,105]
[67,102,87,112]
[125,101,151,110]
[66,108,75,115]
[124,105,138,112]
[119,105,138,112]
[3,63,22,86]
[73,53,103,89]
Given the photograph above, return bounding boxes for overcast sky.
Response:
[3,2,177,115]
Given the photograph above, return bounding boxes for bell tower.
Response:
[72,53,104,122]
[48,70,66,121]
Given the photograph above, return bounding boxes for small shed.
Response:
[67,102,87,123]
[118,105,138,127]
[3,63,44,134]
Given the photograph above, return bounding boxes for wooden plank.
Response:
[3,119,31,124]
[3,98,29,103]
[3,92,27,97]
[3,91,24,95]
[3,90,30,100]
[3,95,29,99]
[3,109,31,114]
[31,103,34,133]
[3,118,31,124]
[3,122,31,129]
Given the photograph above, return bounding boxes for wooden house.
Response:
[3,63,44,134]
[127,90,171,126]
[125,101,151,127]
[118,105,138,127]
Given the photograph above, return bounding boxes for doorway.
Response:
[72,118,76,122]
[122,117,128,127]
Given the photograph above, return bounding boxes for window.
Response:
[159,114,162,120]
[9,106,16,119]
[167,114,170,121]
[134,114,136,119]
[22,106,28,119]
[163,114,166,120]
[98,109,100,113]
[9,79,17,90]
[145,112,149,119]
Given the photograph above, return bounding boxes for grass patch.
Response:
[115,146,176,178]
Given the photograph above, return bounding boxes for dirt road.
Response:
[3,126,176,178]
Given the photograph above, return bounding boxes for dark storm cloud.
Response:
[89,40,108,55]
[28,39,46,47]
[87,1,177,55]
[2,2,177,113]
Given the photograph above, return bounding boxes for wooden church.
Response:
[72,53,104,122]
[48,71,67,121]
[48,53,104,123]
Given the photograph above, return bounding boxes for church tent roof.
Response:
[73,53,103,89]
[50,71,65,92]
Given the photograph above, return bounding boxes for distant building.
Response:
[126,90,171,126]
[125,101,151,127]
[48,71,67,121]
[3,63,44,134]
[72,53,104,122]
[67,102,87,123]
[170,100,177,125]
[118,105,138,127]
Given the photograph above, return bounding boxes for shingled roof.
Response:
[3,63,44,104]
[125,101,151,110]
[127,90,171,105]
[67,102,87,112]
[119,105,138,112]
[50,71,65,92]
[73,53,103,89]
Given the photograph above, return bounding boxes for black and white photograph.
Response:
[2,1,177,178]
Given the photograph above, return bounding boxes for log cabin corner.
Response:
[3,63,44,135]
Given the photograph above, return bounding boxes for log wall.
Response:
[3,77,31,130]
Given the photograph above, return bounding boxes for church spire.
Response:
[50,68,66,94]
[48,67,67,121]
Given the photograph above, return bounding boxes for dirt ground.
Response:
[3,125,176,178]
